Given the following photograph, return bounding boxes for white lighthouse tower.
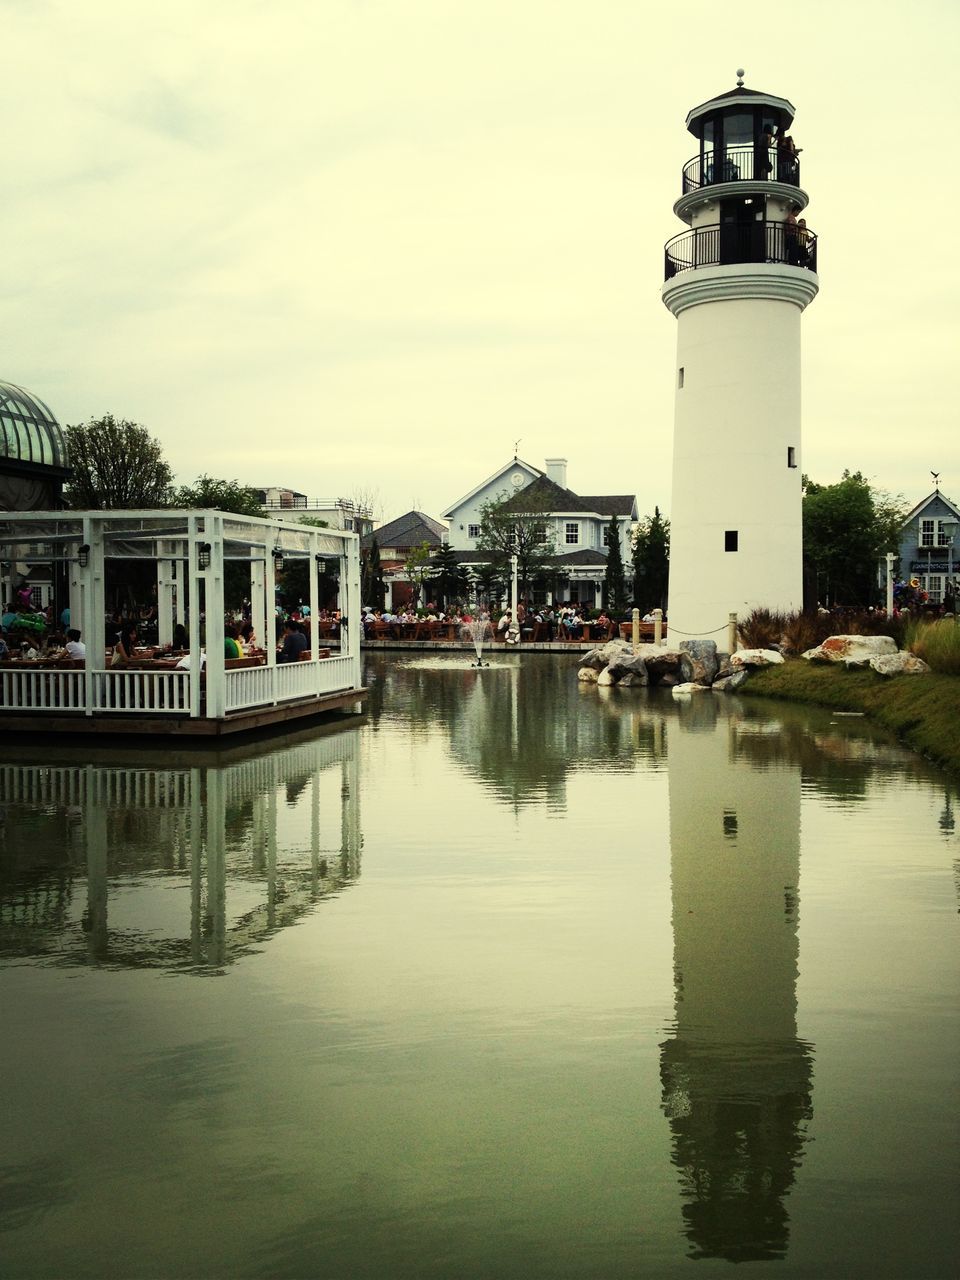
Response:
[662,72,819,641]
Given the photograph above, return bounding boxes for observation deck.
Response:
[664,221,818,281]
[681,144,800,194]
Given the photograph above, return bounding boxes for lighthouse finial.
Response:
[736,67,745,87]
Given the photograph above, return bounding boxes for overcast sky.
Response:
[5,0,958,524]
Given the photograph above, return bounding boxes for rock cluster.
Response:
[579,634,930,694]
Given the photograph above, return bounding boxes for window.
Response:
[920,574,944,604]
[787,446,796,468]
[725,530,738,552]
[565,523,579,545]
[468,524,481,539]
[678,367,684,389]
[920,518,935,548]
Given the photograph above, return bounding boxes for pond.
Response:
[1,652,957,1279]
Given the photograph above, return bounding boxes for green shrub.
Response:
[905,619,960,675]
[738,608,788,649]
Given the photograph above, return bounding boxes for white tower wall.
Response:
[669,287,805,640]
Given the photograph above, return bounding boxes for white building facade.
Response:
[662,75,819,640]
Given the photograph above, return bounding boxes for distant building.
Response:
[361,510,447,610]
[254,487,374,539]
[0,380,71,610]
[896,489,960,604]
[442,456,637,608]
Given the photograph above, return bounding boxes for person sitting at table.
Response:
[0,627,8,660]
[1,603,17,630]
[595,611,611,637]
[111,623,138,666]
[41,631,68,659]
[277,620,308,662]
[224,623,243,660]
[171,623,189,651]
[175,649,205,671]
[239,621,257,651]
[65,628,86,659]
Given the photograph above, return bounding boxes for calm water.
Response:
[1,653,957,1279]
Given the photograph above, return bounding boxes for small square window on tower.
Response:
[678,367,685,389]
[787,446,797,468]
[725,530,738,552]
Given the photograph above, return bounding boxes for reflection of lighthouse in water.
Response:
[660,700,813,1262]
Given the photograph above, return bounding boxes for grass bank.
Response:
[740,661,960,777]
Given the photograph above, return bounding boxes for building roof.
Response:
[685,81,796,134]
[901,490,960,525]
[0,381,68,471]
[578,495,637,518]
[363,510,447,550]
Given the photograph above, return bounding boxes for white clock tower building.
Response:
[662,73,819,641]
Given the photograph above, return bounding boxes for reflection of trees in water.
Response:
[0,728,361,973]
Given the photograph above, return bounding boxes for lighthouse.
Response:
[662,72,819,641]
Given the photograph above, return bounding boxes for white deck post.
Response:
[250,544,266,657]
[187,515,202,718]
[308,530,320,660]
[205,514,226,720]
[81,516,106,716]
[264,533,277,681]
[343,534,361,689]
[157,541,176,647]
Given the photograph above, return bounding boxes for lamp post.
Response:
[940,518,959,621]
[885,551,895,617]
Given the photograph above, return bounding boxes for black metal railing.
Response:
[664,221,818,281]
[681,145,801,194]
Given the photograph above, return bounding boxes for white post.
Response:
[81,516,106,717]
[250,544,266,658]
[264,534,277,675]
[157,540,175,647]
[885,552,895,617]
[308,530,320,660]
[632,606,640,653]
[727,611,737,655]
[344,534,361,689]
[187,515,203,719]
[655,607,665,648]
[205,514,226,720]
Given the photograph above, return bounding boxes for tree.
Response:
[802,471,905,606]
[429,544,468,608]
[64,414,173,509]
[173,474,264,517]
[476,489,556,600]
[402,541,434,607]
[469,561,505,609]
[632,507,670,611]
[362,537,386,609]
[603,515,629,613]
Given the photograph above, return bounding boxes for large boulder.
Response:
[712,671,749,693]
[577,665,599,682]
[803,635,898,667]
[607,653,649,685]
[596,666,619,686]
[679,639,719,685]
[579,647,606,671]
[869,652,931,677]
[672,681,712,698]
[730,648,785,671]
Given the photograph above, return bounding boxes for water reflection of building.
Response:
[660,697,813,1262]
[0,725,362,972]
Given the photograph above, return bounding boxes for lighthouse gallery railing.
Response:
[664,222,818,281]
[681,145,801,193]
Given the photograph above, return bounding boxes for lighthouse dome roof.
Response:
[685,84,796,135]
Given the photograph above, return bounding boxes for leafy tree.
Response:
[632,507,670,611]
[173,474,264,517]
[362,537,386,609]
[475,489,556,600]
[402,541,434,607]
[64,414,173,509]
[802,471,905,606]
[469,562,505,608]
[603,515,629,613]
[429,544,468,608]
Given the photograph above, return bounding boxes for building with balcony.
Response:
[897,488,960,604]
[253,487,374,539]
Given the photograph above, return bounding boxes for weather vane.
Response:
[931,470,940,490]
[736,67,745,87]
[514,438,521,459]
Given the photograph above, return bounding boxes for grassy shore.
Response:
[740,661,960,777]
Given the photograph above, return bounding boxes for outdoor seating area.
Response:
[0,509,364,734]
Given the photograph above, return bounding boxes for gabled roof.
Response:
[499,473,584,513]
[362,510,446,550]
[578,495,638,518]
[441,457,543,518]
[901,490,960,526]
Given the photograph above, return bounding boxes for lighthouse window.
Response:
[678,367,684,389]
[787,446,797,468]
[724,530,739,552]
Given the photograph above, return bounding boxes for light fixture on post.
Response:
[272,546,285,574]
[77,544,90,568]
[940,518,959,621]
[197,542,212,570]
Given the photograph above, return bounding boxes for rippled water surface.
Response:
[1,653,957,1278]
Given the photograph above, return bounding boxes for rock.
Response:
[579,648,605,671]
[679,639,719,686]
[659,672,679,687]
[617,671,642,687]
[608,653,649,684]
[868,653,931,677]
[643,649,682,685]
[596,666,618,686]
[577,666,599,682]
[672,681,711,697]
[712,671,749,693]
[730,648,785,670]
[802,634,898,667]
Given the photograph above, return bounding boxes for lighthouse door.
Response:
[719,197,765,265]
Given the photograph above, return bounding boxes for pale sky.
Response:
[5,0,958,525]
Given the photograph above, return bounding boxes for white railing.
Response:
[91,669,192,714]
[0,668,87,712]
[225,656,357,713]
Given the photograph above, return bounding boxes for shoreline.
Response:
[740,662,960,777]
